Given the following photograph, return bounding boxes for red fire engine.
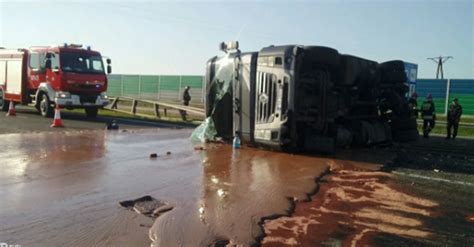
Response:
[0,44,111,118]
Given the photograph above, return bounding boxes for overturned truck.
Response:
[196,42,418,153]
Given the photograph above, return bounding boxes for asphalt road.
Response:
[0,105,183,134]
[1,105,473,246]
[0,118,330,246]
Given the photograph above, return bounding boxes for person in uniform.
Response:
[180,86,191,121]
[421,93,436,138]
[446,98,462,140]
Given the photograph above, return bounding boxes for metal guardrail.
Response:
[106,96,205,119]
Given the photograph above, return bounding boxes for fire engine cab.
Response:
[0,43,111,118]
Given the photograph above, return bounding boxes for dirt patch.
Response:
[261,167,438,246]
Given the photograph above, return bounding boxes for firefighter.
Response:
[446,98,462,140]
[408,92,418,118]
[180,86,191,121]
[421,93,436,138]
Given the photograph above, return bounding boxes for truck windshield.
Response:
[60,52,105,74]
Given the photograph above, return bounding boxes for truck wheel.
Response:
[0,89,8,112]
[39,93,54,118]
[353,123,369,146]
[304,46,340,67]
[379,60,405,72]
[382,70,407,84]
[336,55,359,85]
[85,107,98,118]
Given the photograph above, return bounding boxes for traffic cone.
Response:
[51,104,64,128]
[6,101,16,116]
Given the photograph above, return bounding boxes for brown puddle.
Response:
[262,160,439,246]
[1,128,441,246]
[1,129,332,246]
[0,129,199,246]
[149,145,331,246]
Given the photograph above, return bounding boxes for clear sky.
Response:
[1,0,473,78]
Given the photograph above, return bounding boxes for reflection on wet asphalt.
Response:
[0,128,332,246]
[150,144,330,246]
[0,129,200,246]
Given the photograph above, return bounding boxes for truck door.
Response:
[45,52,61,90]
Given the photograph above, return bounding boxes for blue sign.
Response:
[404,62,418,85]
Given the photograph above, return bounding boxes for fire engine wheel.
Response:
[39,93,54,118]
[85,107,98,118]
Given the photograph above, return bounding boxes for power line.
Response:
[427,56,453,79]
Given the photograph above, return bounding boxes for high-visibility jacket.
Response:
[421,101,435,120]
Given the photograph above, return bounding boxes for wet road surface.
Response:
[149,145,330,246]
[0,105,184,134]
[2,124,470,246]
[0,126,333,246]
[0,128,199,246]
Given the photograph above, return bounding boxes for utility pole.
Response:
[427,56,453,79]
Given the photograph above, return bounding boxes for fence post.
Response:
[178,75,182,101]
[157,75,161,100]
[138,75,142,99]
[444,79,451,116]
[121,74,124,96]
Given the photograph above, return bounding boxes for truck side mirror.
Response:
[106,58,111,64]
[107,65,112,74]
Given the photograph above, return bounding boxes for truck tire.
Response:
[337,55,359,86]
[379,60,405,72]
[303,46,340,67]
[39,93,54,118]
[0,89,8,112]
[353,123,369,146]
[382,70,407,84]
[383,122,393,143]
[85,107,98,118]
